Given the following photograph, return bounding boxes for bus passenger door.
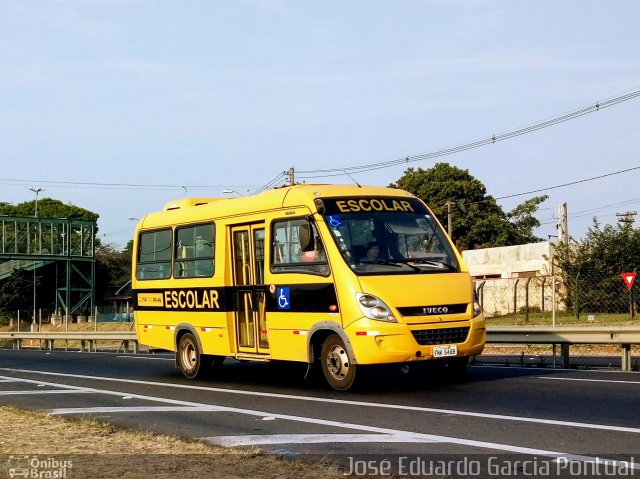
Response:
[231,224,269,355]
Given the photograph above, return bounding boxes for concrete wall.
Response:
[462,241,555,279]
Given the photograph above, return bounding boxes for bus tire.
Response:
[321,334,356,391]
[177,332,204,379]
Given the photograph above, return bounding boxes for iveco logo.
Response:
[423,306,449,314]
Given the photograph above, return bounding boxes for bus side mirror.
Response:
[314,198,326,215]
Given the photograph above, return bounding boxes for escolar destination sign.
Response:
[136,288,223,311]
[322,197,428,215]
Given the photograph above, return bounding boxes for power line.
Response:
[295,88,640,179]
[539,196,640,225]
[3,88,637,197]
[494,165,640,201]
[253,171,288,194]
[429,164,640,212]
[0,178,255,192]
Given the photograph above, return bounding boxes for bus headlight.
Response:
[356,293,397,323]
[472,289,482,317]
[473,300,482,317]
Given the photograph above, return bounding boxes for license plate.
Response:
[433,345,457,357]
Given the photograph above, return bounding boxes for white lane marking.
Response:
[540,377,640,386]
[204,433,438,447]
[0,375,93,396]
[0,370,637,469]
[2,367,638,435]
[0,390,93,396]
[51,406,222,414]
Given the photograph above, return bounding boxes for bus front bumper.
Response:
[345,316,486,365]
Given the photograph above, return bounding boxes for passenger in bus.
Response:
[299,224,317,262]
[300,248,319,262]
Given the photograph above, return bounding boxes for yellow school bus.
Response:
[132,184,485,390]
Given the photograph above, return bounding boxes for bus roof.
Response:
[138,184,417,229]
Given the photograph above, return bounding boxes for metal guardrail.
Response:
[486,326,640,344]
[486,326,640,371]
[1,327,638,371]
[0,331,138,353]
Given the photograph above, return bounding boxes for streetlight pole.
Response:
[222,189,243,197]
[28,187,44,328]
[28,187,44,217]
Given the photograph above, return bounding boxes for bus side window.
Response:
[174,223,215,278]
[136,229,172,280]
[270,218,329,276]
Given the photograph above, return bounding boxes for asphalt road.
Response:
[1,349,639,477]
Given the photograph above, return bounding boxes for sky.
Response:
[1,0,639,249]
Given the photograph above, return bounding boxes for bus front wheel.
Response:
[321,334,356,391]
[177,333,203,379]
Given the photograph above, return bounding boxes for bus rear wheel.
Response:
[177,332,204,379]
[321,334,356,391]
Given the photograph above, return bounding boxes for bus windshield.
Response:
[322,196,459,275]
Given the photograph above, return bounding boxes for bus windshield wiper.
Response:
[359,259,404,268]
[397,258,457,271]
[360,259,421,272]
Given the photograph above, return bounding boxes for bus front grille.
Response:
[411,327,470,346]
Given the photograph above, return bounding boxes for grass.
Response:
[0,406,343,479]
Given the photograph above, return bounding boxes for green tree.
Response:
[95,242,133,301]
[0,269,35,322]
[0,198,99,232]
[506,196,549,244]
[555,220,640,276]
[391,163,547,249]
[554,220,640,314]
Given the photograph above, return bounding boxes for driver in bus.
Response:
[365,241,380,262]
[358,241,381,272]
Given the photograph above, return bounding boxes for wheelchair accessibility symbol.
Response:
[277,287,290,310]
[327,215,344,228]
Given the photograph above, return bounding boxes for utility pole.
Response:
[616,211,637,225]
[28,187,44,329]
[288,167,295,186]
[446,201,454,240]
[557,202,569,243]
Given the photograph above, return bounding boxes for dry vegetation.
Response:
[0,406,343,479]
[0,321,134,333]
